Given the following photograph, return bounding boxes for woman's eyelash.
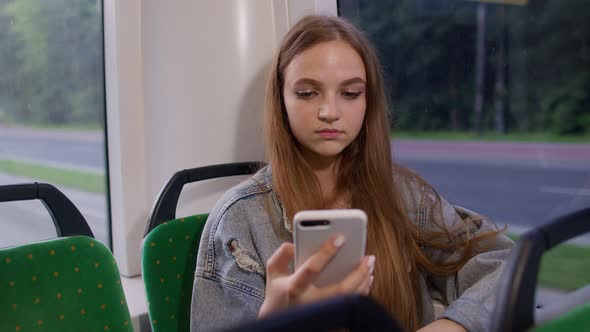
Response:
[295,91,317,99]
[294,90,363,99]
[342,91,363,99]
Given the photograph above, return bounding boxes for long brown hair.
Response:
[264,15,500,331]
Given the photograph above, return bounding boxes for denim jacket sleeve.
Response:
[190,191,268,332]
[432,192,514,332]
[399,173,514,332]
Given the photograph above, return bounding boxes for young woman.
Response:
[190,15,513,332]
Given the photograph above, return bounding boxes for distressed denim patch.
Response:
[227,239,265,276]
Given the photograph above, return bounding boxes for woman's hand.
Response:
[258,235,375,318]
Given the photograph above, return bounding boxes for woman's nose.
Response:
[318,98,340,123]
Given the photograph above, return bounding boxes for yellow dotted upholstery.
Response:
[142,214,208,332]
[0,236,133,332]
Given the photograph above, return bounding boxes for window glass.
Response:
[0,0,109,247]
[339,0,590,293]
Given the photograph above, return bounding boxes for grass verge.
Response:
[392,131,590,144]
[508,234,590,291]
[0,159,105,194]
[3,122,102,132]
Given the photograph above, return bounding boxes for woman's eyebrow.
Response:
[340,77,366,86]
[292,78,322,87]
[292,77,366,87]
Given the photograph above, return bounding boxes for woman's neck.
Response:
[303,153,347,207]
[314,163,338,198]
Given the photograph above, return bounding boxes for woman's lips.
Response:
[316,129,343,139]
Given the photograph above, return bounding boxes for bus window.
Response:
[339,0,590,295]
[0,0,109,247]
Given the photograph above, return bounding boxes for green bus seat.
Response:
[142,162,263,332]
[142,214,208,332]
[1,236,133,332]
[0,183,132,332]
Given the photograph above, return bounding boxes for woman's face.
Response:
[282,40,367,165]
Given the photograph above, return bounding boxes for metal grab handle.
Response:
[145,161,264,236]
[0,183,93,238]
[491,207,590,332]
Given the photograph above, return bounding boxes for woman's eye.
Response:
[342,91,363,99]
[295,91,318,99]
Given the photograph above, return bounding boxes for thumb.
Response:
[265,242,294,278]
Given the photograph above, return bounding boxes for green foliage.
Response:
[543,74,590,135]
[0,0,103,126]
[340,0,590,136]
[1,0,588,134]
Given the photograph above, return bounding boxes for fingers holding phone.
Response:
[260,234,347,318]
[312,253,375,300]
[259,209,374,318]
[289,233,346,292]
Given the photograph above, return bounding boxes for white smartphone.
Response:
[293,209,367,288]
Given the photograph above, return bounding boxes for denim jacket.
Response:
[190,166,514,332]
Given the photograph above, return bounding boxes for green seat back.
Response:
[533,302,590,331]
[1,236,133,332]
[142,213,208,332]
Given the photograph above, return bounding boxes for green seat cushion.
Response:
[1,236,132,332]
[142,214,208,332]
[533,301,590,331]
